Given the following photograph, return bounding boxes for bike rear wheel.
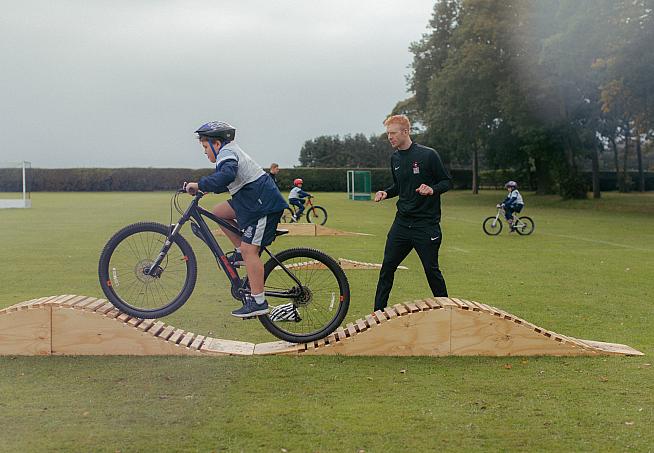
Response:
[482,216,503,235]
[259,247,350,343]
[98,222,197,318]
[515,216,535,235]
[305,206,328,225]
[280,207,295,223]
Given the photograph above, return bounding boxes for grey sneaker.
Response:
[232,296,269,318]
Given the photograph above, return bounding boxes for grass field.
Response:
[0,190,652,452]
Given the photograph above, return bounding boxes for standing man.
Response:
[267,163,280,188]
[373,115,452,311]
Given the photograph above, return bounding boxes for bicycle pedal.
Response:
[241,315,257,320]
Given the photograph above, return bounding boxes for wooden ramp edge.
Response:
[276,258,408,271]
[0,295,643,357]
[214,224,371,237]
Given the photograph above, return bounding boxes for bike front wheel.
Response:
[482,216,503,235]
[305,206,328,225]
[515,216,535,235]
[280,207,295,223]
[98,222,197,318]
[259,248,350,343]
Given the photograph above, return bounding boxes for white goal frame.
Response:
[0,161,32,208]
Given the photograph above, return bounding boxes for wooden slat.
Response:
[137,319,154,332]
[355,319,368,332]
[148,322,165,337]
[364,314,377,328]
[373,310,388,322]
[415,300,431,311]
[383,307,398,319]
[179,332,195,347]
[190,335,205,350]
[394,304,409,316]
[423,298,441,309]
[85,299,108,312]
[168,329,185,344]
[405,302,421,313]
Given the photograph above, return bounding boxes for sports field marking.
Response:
[541,232,654,252]
[447,216,653,252]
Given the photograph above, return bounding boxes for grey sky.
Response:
[0,0,434,168]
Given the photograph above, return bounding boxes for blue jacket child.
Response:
[499,180,524,230]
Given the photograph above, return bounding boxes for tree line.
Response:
[300,0,654,198]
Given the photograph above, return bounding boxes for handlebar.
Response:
[179,182,205,197]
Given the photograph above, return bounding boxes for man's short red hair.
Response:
[383,115,411,130]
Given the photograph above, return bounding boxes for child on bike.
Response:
[185,121,288,318]
[288,178,312,222]
[498,180,524,232]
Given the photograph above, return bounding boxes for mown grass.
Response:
[0,191,652,452]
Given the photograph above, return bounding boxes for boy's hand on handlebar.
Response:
[185,182,200,195]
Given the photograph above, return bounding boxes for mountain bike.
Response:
[483,206,535,236]
[98,187,350,343]
[280,196,328,225]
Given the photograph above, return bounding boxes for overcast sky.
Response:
[0,0,434,168]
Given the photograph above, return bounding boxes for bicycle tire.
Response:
[280,207,295,223]
[515,216,535,235]
[482,216,503,236]
[305,206,328,225]
[258,247,350,343]
[98,222,197,318]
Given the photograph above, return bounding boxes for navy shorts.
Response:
[239,210,283,247]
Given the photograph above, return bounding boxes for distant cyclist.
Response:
[288,178,312,222]
[498,180,525,232]
[184,121,288,317]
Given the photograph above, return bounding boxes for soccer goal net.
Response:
[0,161,32,208]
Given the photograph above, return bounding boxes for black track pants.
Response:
[373,220,448,311]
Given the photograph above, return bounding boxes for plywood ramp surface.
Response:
[0,295,644,357]
[215,224,368,237]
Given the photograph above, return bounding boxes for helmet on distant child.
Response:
[293,178,303,186]
[195,121,236,143]
[504,180,518,189]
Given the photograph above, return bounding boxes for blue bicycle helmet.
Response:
[195,121,236,143]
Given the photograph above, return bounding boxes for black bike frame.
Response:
[148,192,303,300]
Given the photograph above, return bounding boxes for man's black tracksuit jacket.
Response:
[374,142,452,311]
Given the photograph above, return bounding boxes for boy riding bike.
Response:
[498,180,524,232]
[288,178,312,222]
[185,121,288,317]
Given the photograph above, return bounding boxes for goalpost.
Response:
[346,170,371,200]
[0,161,32,208]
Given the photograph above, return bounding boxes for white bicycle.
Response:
[483,206,534,236]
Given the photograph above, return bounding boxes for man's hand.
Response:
[186,182,200,195]
[416,184,434,196]
[374,191,387,202]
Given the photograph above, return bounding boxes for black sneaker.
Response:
[227,250,245,268]
[232,296,269,318]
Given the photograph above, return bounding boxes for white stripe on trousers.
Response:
[252,215,267,246]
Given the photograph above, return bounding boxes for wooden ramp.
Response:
[276,258,408,271]
[0,295,643,357]
[214,224,371,237]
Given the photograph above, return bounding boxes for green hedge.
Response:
[1,167,652,192]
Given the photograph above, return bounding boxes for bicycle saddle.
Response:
[275,229,290,237]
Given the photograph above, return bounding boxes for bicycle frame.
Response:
[147,192,303,301]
